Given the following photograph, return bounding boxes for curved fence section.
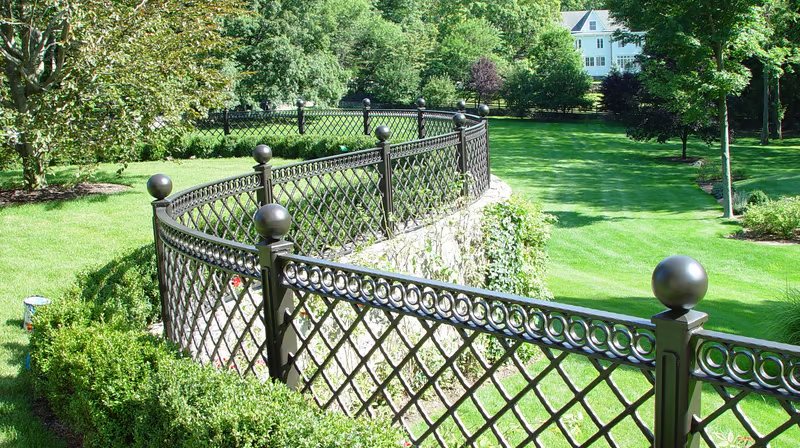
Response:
[150,106,800,448]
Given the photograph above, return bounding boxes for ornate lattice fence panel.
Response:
[465,123,490,198]
[272,149,387,258]
[304,109,364,136]
[278,255,658,447]
[369,111,420,143]
[690,331,800,447]
[156,214,267,377]
[169,173,262,245]
[391,133,463,232]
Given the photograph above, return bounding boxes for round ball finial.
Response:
[253,144,272,164]
[254,204,292,241]
[362,98,371,108]
[375,125,391,142]
[147,174,172,200]
[453,112,467,128]
[416,97,426,109]
[478,104,490,117]
[456,99,466,110]
[652,255,708,311]
[296,99,304,108]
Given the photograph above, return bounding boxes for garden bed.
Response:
[0,182,129,206]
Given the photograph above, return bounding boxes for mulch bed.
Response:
[655,156,702,164]
[31,397,83,447]
[728,230,799,245]
[0,183,129,206]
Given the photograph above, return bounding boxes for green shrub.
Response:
[482,195,556,300]
[31,323,404,448]
[695,159,747,183]
[742,196,800,239]
[747,190,770,207]
[421,76,458,108]
[63,245,159,329]
[771,289,800,345]
[733,190,750,215]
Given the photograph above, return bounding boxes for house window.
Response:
[617,55,636,71]
[597,38,604,48]
[597,57,606,66]
[589,21,597,31]
[575,39,582,49]
[585,57,595,67]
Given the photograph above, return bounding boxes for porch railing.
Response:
[147,104,800,447]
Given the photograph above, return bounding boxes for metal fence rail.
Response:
[147,104,800,447]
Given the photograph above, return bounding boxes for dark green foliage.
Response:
[772,288,800,345]
[136,133,375,163]
[601,68,641,116]
[482,196,555,300]
[63,245,160,329]
[733,190,750,215]
[30,321,403,448]
[711,182,735,200]
[742,196,800,239]
[747,190,771,207]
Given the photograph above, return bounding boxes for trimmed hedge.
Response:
[135,132,376,163]
[31,245,405,447]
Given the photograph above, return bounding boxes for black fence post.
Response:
[223,109,231,136]
[296,99,305,135]
[453,113,469,197]
[253,144,274,206]
[457,99,466,114]
[363,98,371,136]
[651,256,708,448]
[147,174,174,341]
[254,204,298,388]
[416,97,426,139]
[376,125,394,237]
[479,104,491,185]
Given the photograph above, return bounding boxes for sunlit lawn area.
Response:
[489,118,800,340]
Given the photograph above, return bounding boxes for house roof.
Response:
[560,9,628,33]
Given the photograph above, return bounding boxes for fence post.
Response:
[453,113,469,197]
[253,144,274,206]
[363,98,371,136]
[651,255,708,448]
[479,104,491,184]
[223,109,231,135]
[254,204,298,388]
[296,99,305,135]
[416,97,426,139]
[147,174,174,341]
[457,99,466,114]
[376,125,394,237]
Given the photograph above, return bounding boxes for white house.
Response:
[561,9,644,78]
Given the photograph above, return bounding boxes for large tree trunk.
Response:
[18,141,48,190]
[681,128,688,160]
[772,76,782,140]
[717,46,733,218]
[761,66,770,145]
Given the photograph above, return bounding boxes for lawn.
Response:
[489,118,800,339]
[1,118,798,446]
[0,157,296,447]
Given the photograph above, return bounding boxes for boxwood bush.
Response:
[31,246,405,447]
[742,196,800,239]
[31,319,403,448]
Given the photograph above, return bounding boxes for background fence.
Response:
[148,106,800,447]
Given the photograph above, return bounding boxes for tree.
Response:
[421,76,458,108]
[608,0,768,218]
[600,67,641,116]
[0,0,234,190]
[560,0,605,11]
[468,57,504,104]
[428,18,503,84]
[503,26,591,113]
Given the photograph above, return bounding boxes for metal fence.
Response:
[148,105,800,447]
